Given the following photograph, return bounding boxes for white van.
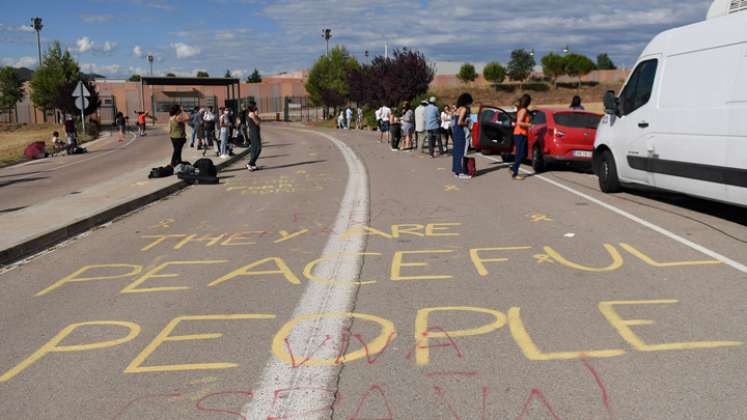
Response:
[593,0,747,207]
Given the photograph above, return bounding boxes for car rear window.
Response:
[554,113,602,129]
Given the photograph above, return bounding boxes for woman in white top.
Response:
[440,105,453,153]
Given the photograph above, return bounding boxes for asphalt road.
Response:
[0,125,745,420]
[0,127,172,214]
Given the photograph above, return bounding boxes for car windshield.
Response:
[554,113,602,129]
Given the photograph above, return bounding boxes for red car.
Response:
[472,106,602,173]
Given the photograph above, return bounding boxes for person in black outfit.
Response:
[245,103,262,171]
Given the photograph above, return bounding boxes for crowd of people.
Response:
[167,102,263,171]
[337,106,364,130]
[374,95,475,179]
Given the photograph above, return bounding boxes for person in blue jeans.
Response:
[512,94,532,180]
[451,93,473,179]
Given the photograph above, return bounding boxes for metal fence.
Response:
[239,96,323,122]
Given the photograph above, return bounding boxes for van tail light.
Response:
[554,128,566,139]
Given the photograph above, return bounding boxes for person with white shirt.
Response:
[414,100,427,151]
[375,107,383,141]
[441,105,453,153]
[379,105,392,144]
[202,106,217,156]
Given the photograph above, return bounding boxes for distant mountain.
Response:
[14,67,33,82]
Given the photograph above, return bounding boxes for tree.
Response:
[306,46,360,109]
[483,61,506,86]
[128,74,141,82]
[224,69,232,78]
[541,53,566,88]
[246,68,262,83]
[596,53,617,70]
[196,71,209,78]
[457,63,477,84]
[507,49,536,88]
[0,66,24,114]
[166,72,176,77]
[564,53,596,89]
[30,41,80,114]
[348,48,434,108]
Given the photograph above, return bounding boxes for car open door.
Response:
[475,105,514,153]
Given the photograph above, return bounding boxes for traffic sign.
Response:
[72,81,91,98]
[75,96,90,111]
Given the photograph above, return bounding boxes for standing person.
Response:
[238,104,249,145]
[195,108,206,150]
[511,94,532,180]
[424,97,443,158]
[337,110,345,129]
[570,95,585,110]
[375,106,383,142]
[218,107,231,159]
[114,112,126,142]
[189,107,202,148]
[400,102,414,150]
[414,100,427,151]
[451,93,473,179]
[379,104,392,144]
[64,116,77,149]
[245,102,262,171]
[202,106,216,152]
[441,105,453,153]
[168,105,190,168]
[345,106,353,129]
[389,107,402,151]
[135,111,148,137]
[356,107,363,129]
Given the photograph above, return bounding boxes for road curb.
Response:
[0,146,251,267]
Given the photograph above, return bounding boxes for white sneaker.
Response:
[220,154,229,159]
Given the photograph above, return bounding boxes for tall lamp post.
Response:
[322,28,332,56]
[31,17,43,122]
[364,50,369,63]
[147,54,154,76]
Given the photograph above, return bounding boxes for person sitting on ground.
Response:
[64,116,77,149]
[52,131,68,155]
[570,95,585,110]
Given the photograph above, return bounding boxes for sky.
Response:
[0,0,713,79]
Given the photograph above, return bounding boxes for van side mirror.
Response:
[604,91,619,116]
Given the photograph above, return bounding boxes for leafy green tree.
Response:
[196,71,209,78]
[541,53,566,88]
[246,68,262,83]
[457,63,477,84]
[128,74,141,82]
[0,66,24,114]
[564,53,596,88]
[305,46,360,109]
[224,69,232,78]
[30,41,80,114]
[483,62,506,86]
[507,49,536,88]
[596,53,617,70]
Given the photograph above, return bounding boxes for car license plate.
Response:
[573,150,592,158]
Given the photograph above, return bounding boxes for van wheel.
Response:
[532,144,546,173]
[598,150,621,193]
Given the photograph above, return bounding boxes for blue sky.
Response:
[1,0,712,79]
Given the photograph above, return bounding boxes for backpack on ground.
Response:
[70,146,87,155]
[174,162,195,175]
[194,158,217,177]
[463,157,476,177]
[148,166,174,178]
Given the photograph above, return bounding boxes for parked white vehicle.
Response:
[593,0,747,207]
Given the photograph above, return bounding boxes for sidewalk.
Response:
[0,141,251,266]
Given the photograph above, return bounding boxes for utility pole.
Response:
[384,41,388,60]
[147,54,154,76]
[364,50,369,63]
[322,28,332,56]
[31,17,44,122]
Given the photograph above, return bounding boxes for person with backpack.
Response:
[114,112,126,142]
[168,104,190,168]
[245,102,262,171]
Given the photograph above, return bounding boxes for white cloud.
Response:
[76,37,94,53]
[0,24,34,33]
[81,14,113,23]
[101,41,117,52]
[0,56,36,68]
[230,69,245,78]
[133,45,143,57]
[171,42,200,59]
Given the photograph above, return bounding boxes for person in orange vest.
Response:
[135,111,150,137]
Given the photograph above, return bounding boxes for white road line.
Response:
[243,129,369,419]
[478,153,747,274]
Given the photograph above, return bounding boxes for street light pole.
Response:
[147,54,154,76]
[322,28,332,56]
[31,17,43,122]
